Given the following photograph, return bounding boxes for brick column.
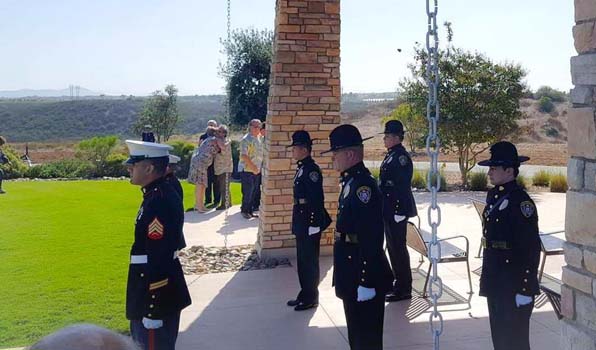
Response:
[257,0,341,258]
[561,0,596,348]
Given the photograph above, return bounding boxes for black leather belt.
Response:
[294,198,308,205]
[335,231,359,244]
[481,237,511,250]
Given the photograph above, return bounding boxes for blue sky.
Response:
[0,0,575,96]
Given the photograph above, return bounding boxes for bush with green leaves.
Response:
[516,174,528,190]
[532,170,551,187]
[538,96,555,113]
[76,135,119,176]
[550,173,568,193]
[0,145,28,179]
[469,172,488,191]
[534,86,568,103]
[168,140,196,178]
[103,153,129,177]
[25,159,95,179]
[426,170,448,192]
[411,169,426,189]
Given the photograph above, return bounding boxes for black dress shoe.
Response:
[385,292,412,302]
[287,299,300,307]
[241,212,252,219]
[294,302,318,311]
[250,212,259,218]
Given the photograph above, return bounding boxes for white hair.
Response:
[29,324,139,350]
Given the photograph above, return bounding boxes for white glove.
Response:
[394,215,406,224]
[515,294,533,307]
[357,286,376,302]
[142,317,163,329]
[308,226,320,235]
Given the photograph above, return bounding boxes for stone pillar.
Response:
[257,0,341,258]
[561,0,596,348]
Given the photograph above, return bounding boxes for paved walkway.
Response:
[178,192,566,349]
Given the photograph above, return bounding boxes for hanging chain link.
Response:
[222,0,232,250]
[425,0,444,349]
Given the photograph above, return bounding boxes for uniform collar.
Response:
[142,177,166,195]
[490,180,518,197]
[340,161,367,182]
[297,155,313,167]
[388,143,404,153]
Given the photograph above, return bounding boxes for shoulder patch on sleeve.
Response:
[148,218,164,240]
[399,155,408,166]
[520,201,535,218]
[309,171,319,182]
[356,186,372,204]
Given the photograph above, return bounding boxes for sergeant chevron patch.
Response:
[148,218,164,240]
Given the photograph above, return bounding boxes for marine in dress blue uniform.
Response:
[165,154,186,251]
[379,120,417,302]
[125,141,192,350]
[322,125,393,350]
[286,131,332,311]
[477,141,540,350]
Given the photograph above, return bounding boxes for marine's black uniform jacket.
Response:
[126,177,192,320]
[292,156,332,236]
[479,180,541,297]
[379,143,417,219]
[333,162,393,300]
[164,173,187,250]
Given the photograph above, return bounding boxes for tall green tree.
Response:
[220,28,273,126]
[134,85,180,142]
[402,46,527,187]
[381,103,426,154]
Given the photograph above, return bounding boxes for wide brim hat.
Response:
[287,130,314,148]
[125,140,172,164]
[477,141,530,167]
[321,124,373,155]
[379,120,405,134]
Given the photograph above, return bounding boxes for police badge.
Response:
[520,201,535,218]
[399,155,408,166]
[309,171,319,182]
[356,186,371,203]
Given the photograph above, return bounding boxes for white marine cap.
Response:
[125,140,172,164]
[168,154,181,164]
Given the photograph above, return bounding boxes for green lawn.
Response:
[0,179,241,347]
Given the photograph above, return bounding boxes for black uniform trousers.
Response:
[487,294,533,350]
[383,219,412,294]
[130,312,181,350]
[343,293,385,350]
[295,233,321,303]
[204,164,220,205]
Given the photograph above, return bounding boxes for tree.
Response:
[381,103,426,154]
[220,28,273,126]
[134,85,180,142]
[75,135,119,176]
[401,46,527,188]
[534,86,567,103]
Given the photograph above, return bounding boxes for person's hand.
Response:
[142,318,163,329]
[515,294,533,307]
[308,227,320,235]
[357,286,376,302]
[394,215,406,224]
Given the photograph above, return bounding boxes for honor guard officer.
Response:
[379,120,417,302]
[477,141,541,350]
[124,140,192,350]
[322,124,393,350]
[286,131,332,311]
[141,125,156,143]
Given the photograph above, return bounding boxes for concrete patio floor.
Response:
[177,191,566,349]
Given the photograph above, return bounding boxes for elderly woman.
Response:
[214,125,233,210]
[187,126,221,212]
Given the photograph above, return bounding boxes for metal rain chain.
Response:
[425,0,444,349]
[223,0,232,249]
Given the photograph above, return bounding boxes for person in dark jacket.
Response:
[124,140,191,350]
[379,120,417,301]
[141,125,155,143]
[477,141,541,350]
[322,124,393,350]
[286,130,332,311]
[0,136,10,194]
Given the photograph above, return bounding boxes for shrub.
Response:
[76,135,119,175]
[469,172,488,191]
[534,86,568,103]
[516,174,528,190]
[411,169,426,189]
[550,173,568,193]
[168,140,195,178]
[538,96,555,113]
[102,153,129,177]
[426,170,447,192]
[25,159,95,179]
[532,170,551,187]
[370,167,380,180]
[0,145,28,179]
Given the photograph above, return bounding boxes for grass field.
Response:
[0,179,241,347]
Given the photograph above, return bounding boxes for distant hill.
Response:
[0,87,101,98]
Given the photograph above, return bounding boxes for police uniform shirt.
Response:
[479,180,541,297]
[332,162,393,300]
[379,143,417,219]
[126,178,191,320]
[292,156,331,236]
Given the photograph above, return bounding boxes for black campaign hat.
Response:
[321,124,372,155]
[379,120,405,134]
[287,130,313,148]
[477,141,530,167]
